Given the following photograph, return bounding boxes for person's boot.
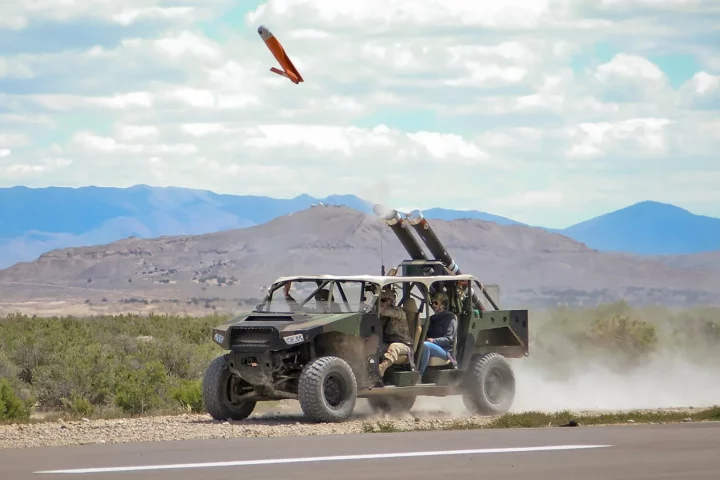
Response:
[368,357,384,388]
[368,358,383,388]
[376,359,392,386]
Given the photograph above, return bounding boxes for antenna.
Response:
[379,219,385,275]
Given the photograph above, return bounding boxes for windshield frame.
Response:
[254,278,382,314]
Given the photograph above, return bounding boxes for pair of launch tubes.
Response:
[374,205,495,312]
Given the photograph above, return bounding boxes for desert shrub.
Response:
[0,350,18,379]
[114,361,170,415]
[138,334,212,380]
[1,304,718,422]
[170,379,204,413]
[0,377,32,421]
[0,312,231,419]
[60,393,95,417]
[588,313,658,357]
[526,302,720,375]
[32,342,120,409]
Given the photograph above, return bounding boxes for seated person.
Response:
[374,287,415,383]
[418,292,457,375]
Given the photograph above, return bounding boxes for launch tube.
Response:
[373,204,428,261]
[406,209,497,311]
[405,209,460,272]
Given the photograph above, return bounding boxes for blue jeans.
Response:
[418,341,449,375]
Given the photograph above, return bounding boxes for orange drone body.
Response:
[257,25,304,84]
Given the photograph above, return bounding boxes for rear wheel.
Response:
[461,353,515,415]
[202,355,257,421]
[298,356,357,423]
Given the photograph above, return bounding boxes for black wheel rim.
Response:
[323,372,346,409]
[224,374,235,404]
[484,369,506,405]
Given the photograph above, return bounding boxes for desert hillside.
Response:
[4,187,719,271]
[1,205,718,313]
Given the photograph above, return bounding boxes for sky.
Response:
[0,0,719,229]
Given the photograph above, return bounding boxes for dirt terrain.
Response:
[0,399,705,450]
[1,205,719,314]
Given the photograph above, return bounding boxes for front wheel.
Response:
[298,356,358,423]
[202,355,257,421]
[461,353,515,415]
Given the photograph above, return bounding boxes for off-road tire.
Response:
[367,395,417,414]
[202,355,257,421]
[298,356,358,423]
[461,353,515,415]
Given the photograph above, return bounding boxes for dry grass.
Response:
[484,407,720,429]
[360,406,720,433]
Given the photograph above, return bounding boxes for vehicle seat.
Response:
[403,298,422,353]
[394,297,420,366]
[427,315,457,367]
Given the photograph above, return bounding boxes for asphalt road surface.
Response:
[2,422,719,480]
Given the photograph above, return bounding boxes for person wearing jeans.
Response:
[418,292,457,375]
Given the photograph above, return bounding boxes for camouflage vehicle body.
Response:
[202,207,529,423]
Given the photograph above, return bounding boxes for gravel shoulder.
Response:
[0,398,708,450]
[0,409,494,450]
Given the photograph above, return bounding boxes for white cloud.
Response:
[690,72,720,94]
[132,31,222,60]
[406,132,489,162]
[0,0,718,227]
[0,58,34,78]
[247,0,555,30]
[676,71,720,109]
[595,54,666,83]
[0,133,30,147]
[0,1,230,29]
[115,125,159,142]
[591,0,720,12]
[565,118,676,158]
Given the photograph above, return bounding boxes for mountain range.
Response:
[1,184,719,271]
[1,204,718,317]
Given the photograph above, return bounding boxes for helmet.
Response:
[314,289,330,302]
[379,285,396,303]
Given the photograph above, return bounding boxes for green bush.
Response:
[115,361,170,415]
[589,313,658,357]
[32,342,119,409]
[0,305,718,422]
[0,313,223,419]
[171,379,204,413]
[0,377,32,421]
[60,393,95,417]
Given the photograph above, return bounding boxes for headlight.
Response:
[283,333,304,345]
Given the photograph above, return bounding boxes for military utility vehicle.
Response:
[202,206,529,423]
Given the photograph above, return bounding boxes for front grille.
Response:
[232,327,276,346]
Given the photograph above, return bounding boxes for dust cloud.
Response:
[407,349,720,417]
[510,353,720,413]
[401,350,720,417]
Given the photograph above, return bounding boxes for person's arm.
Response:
[379,304,406,321]
[432,314,457,349]
[283,283,302,310]
[284,293,301,309]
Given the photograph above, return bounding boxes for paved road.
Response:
[1,422,719,480]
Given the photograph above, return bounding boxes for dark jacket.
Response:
[427,310,457,351]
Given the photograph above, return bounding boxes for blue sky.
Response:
[0,0,719,228]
